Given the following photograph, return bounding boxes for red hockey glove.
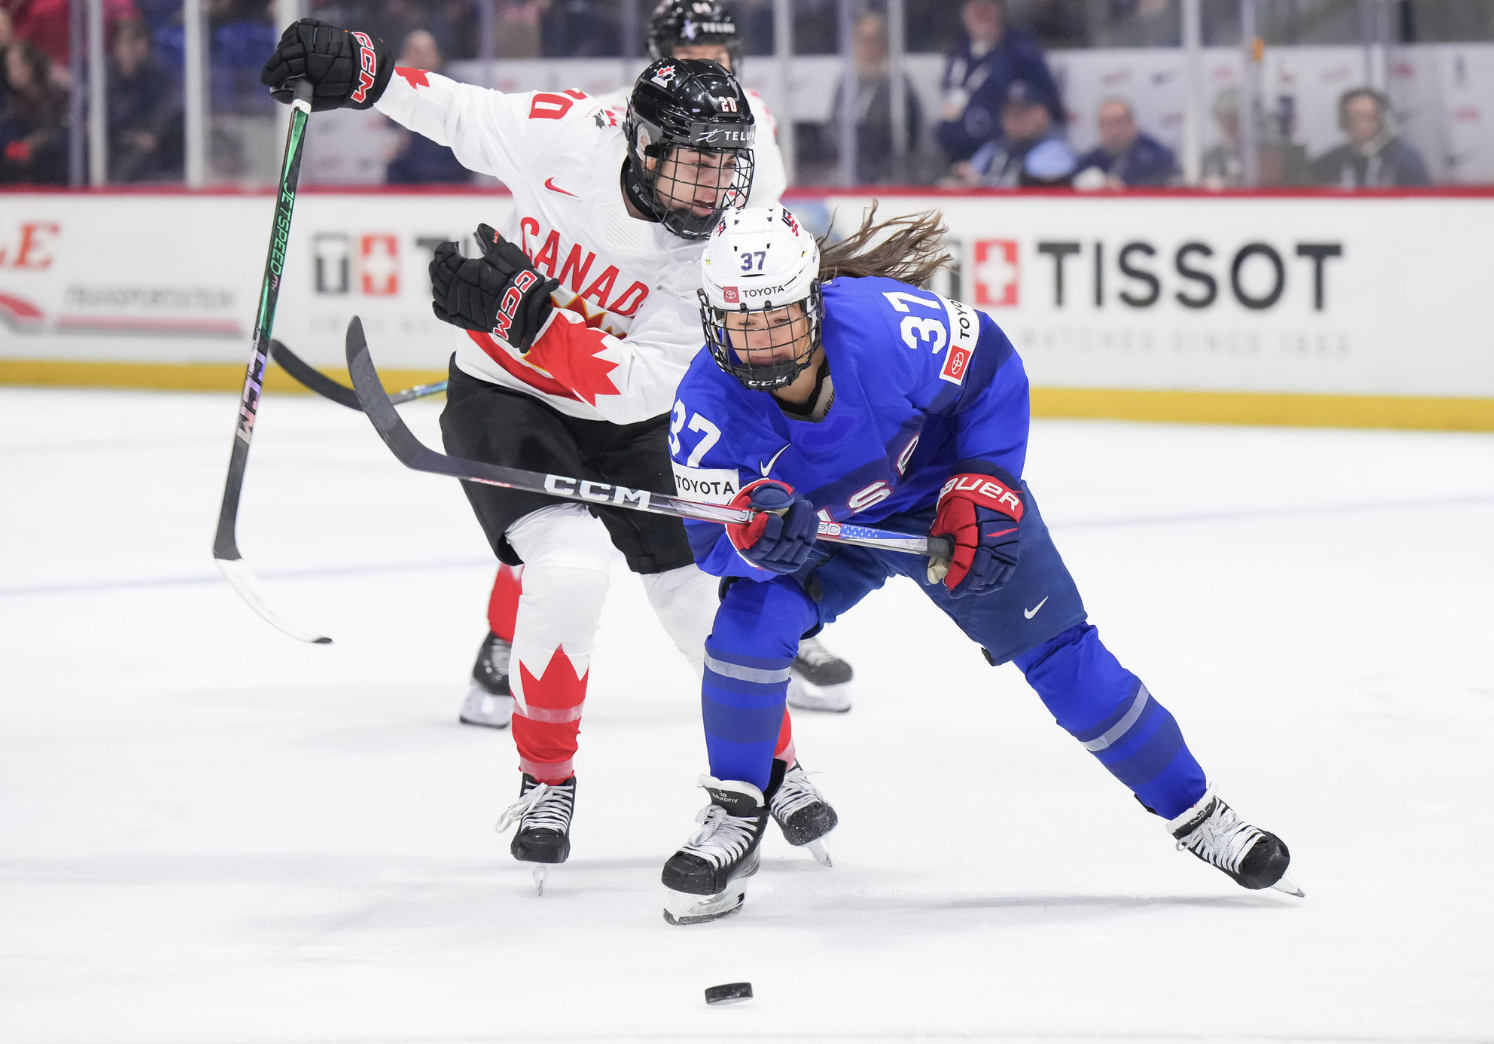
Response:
[726,479,819,574]
[927,465,1024,597]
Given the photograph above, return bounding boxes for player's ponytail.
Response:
[816,204,952,290]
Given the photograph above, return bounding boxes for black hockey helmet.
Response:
[625,58,755,240]
[646,1,741,69]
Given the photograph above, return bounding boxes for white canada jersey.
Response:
[376,69,760,424]
[594,85,786,208]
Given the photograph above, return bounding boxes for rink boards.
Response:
[1,188,1492,429]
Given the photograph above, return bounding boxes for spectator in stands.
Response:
[822,12,924,184]
[0,10,12,107]
[1,38,67,184]
[1075,96,1177,187]
[107,17,182,182]
[1311,87,1430,188]
[383,29,470,185]
[950,78,1074,187]
[936,0,1062,165]
[1200,86,1243,188]
[5,0,137,71]
[491,0,547,59]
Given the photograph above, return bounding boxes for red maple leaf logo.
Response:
[518,646,589,714]
[525,314,621,406]
[394,66,430,89]
[558,295,606,330]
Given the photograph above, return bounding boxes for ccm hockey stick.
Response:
[211,80,331,645]
[345,316,953,560]
[270,338,448,410]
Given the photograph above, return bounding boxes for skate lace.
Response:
[495,782,573,835]
[795,637,835,667]
[684,804,758,869]
[770,764,825,821]
[1177,801,1264,874]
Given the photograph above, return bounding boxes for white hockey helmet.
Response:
[697,205,823,390]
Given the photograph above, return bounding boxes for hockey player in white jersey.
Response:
[466,0,855,724]
[259,21,837,887]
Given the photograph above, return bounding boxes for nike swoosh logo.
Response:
[544,177,578,197]
[758,444,790,477]
[1024,596,1049,619]
[985,528,1017,539]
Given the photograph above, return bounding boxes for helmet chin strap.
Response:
[620,159,662,223]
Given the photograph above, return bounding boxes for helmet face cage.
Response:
[699,282,823,391]
[647,1,741,69]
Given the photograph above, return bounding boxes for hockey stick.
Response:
[270,337,448,410]
[345,316,952,560]
[211,79,332,645]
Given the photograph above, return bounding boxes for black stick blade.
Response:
[270,338,362,410]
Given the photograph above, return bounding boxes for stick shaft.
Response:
[344,317,951,560]
[213,83,314,561]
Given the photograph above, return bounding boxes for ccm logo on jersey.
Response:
[492,270,540,342]
[350,32,379,104]
[938,475,1025,520]
[544,474,652,508]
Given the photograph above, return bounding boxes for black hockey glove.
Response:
[259,18,393,112]
[430,224,560,353]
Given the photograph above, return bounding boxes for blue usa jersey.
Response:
[670,275,1031,578]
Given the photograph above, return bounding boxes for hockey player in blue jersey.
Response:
[658,204,1301,924]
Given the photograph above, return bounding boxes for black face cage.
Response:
[699,283,823,391]
[635,131,755,240]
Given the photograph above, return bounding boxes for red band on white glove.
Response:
[936,473,1025,521]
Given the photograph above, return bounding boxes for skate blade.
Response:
[663,886,745,926]
[1270,871,1305,898]
[806,838,833,867]
[458,688,514,729]
[785,677,853,713]
[518,863,551,897]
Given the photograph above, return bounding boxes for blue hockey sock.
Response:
[1014,624,1207,820]
[701,579,815,793]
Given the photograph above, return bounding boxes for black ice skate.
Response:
[767,759,838,866]
[1168,788,1303,897]
[661,777,769,925]
[786,635,854,713]
[460,630,514,729]
[495,773,575,895]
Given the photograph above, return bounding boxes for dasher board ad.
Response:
[3,191,1493,399]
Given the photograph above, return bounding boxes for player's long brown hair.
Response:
[816,204,952,290]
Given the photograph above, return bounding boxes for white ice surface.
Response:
[2,388,1492,1044]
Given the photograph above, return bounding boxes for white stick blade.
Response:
[215,556,332,645]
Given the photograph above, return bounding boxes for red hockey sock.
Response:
[486,564,523,642]
[774,707,796,766]
[511,646,586,784]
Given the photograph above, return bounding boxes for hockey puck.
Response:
[704,982,753,1005]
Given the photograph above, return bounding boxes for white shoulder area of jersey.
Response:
[744,89,778,137]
